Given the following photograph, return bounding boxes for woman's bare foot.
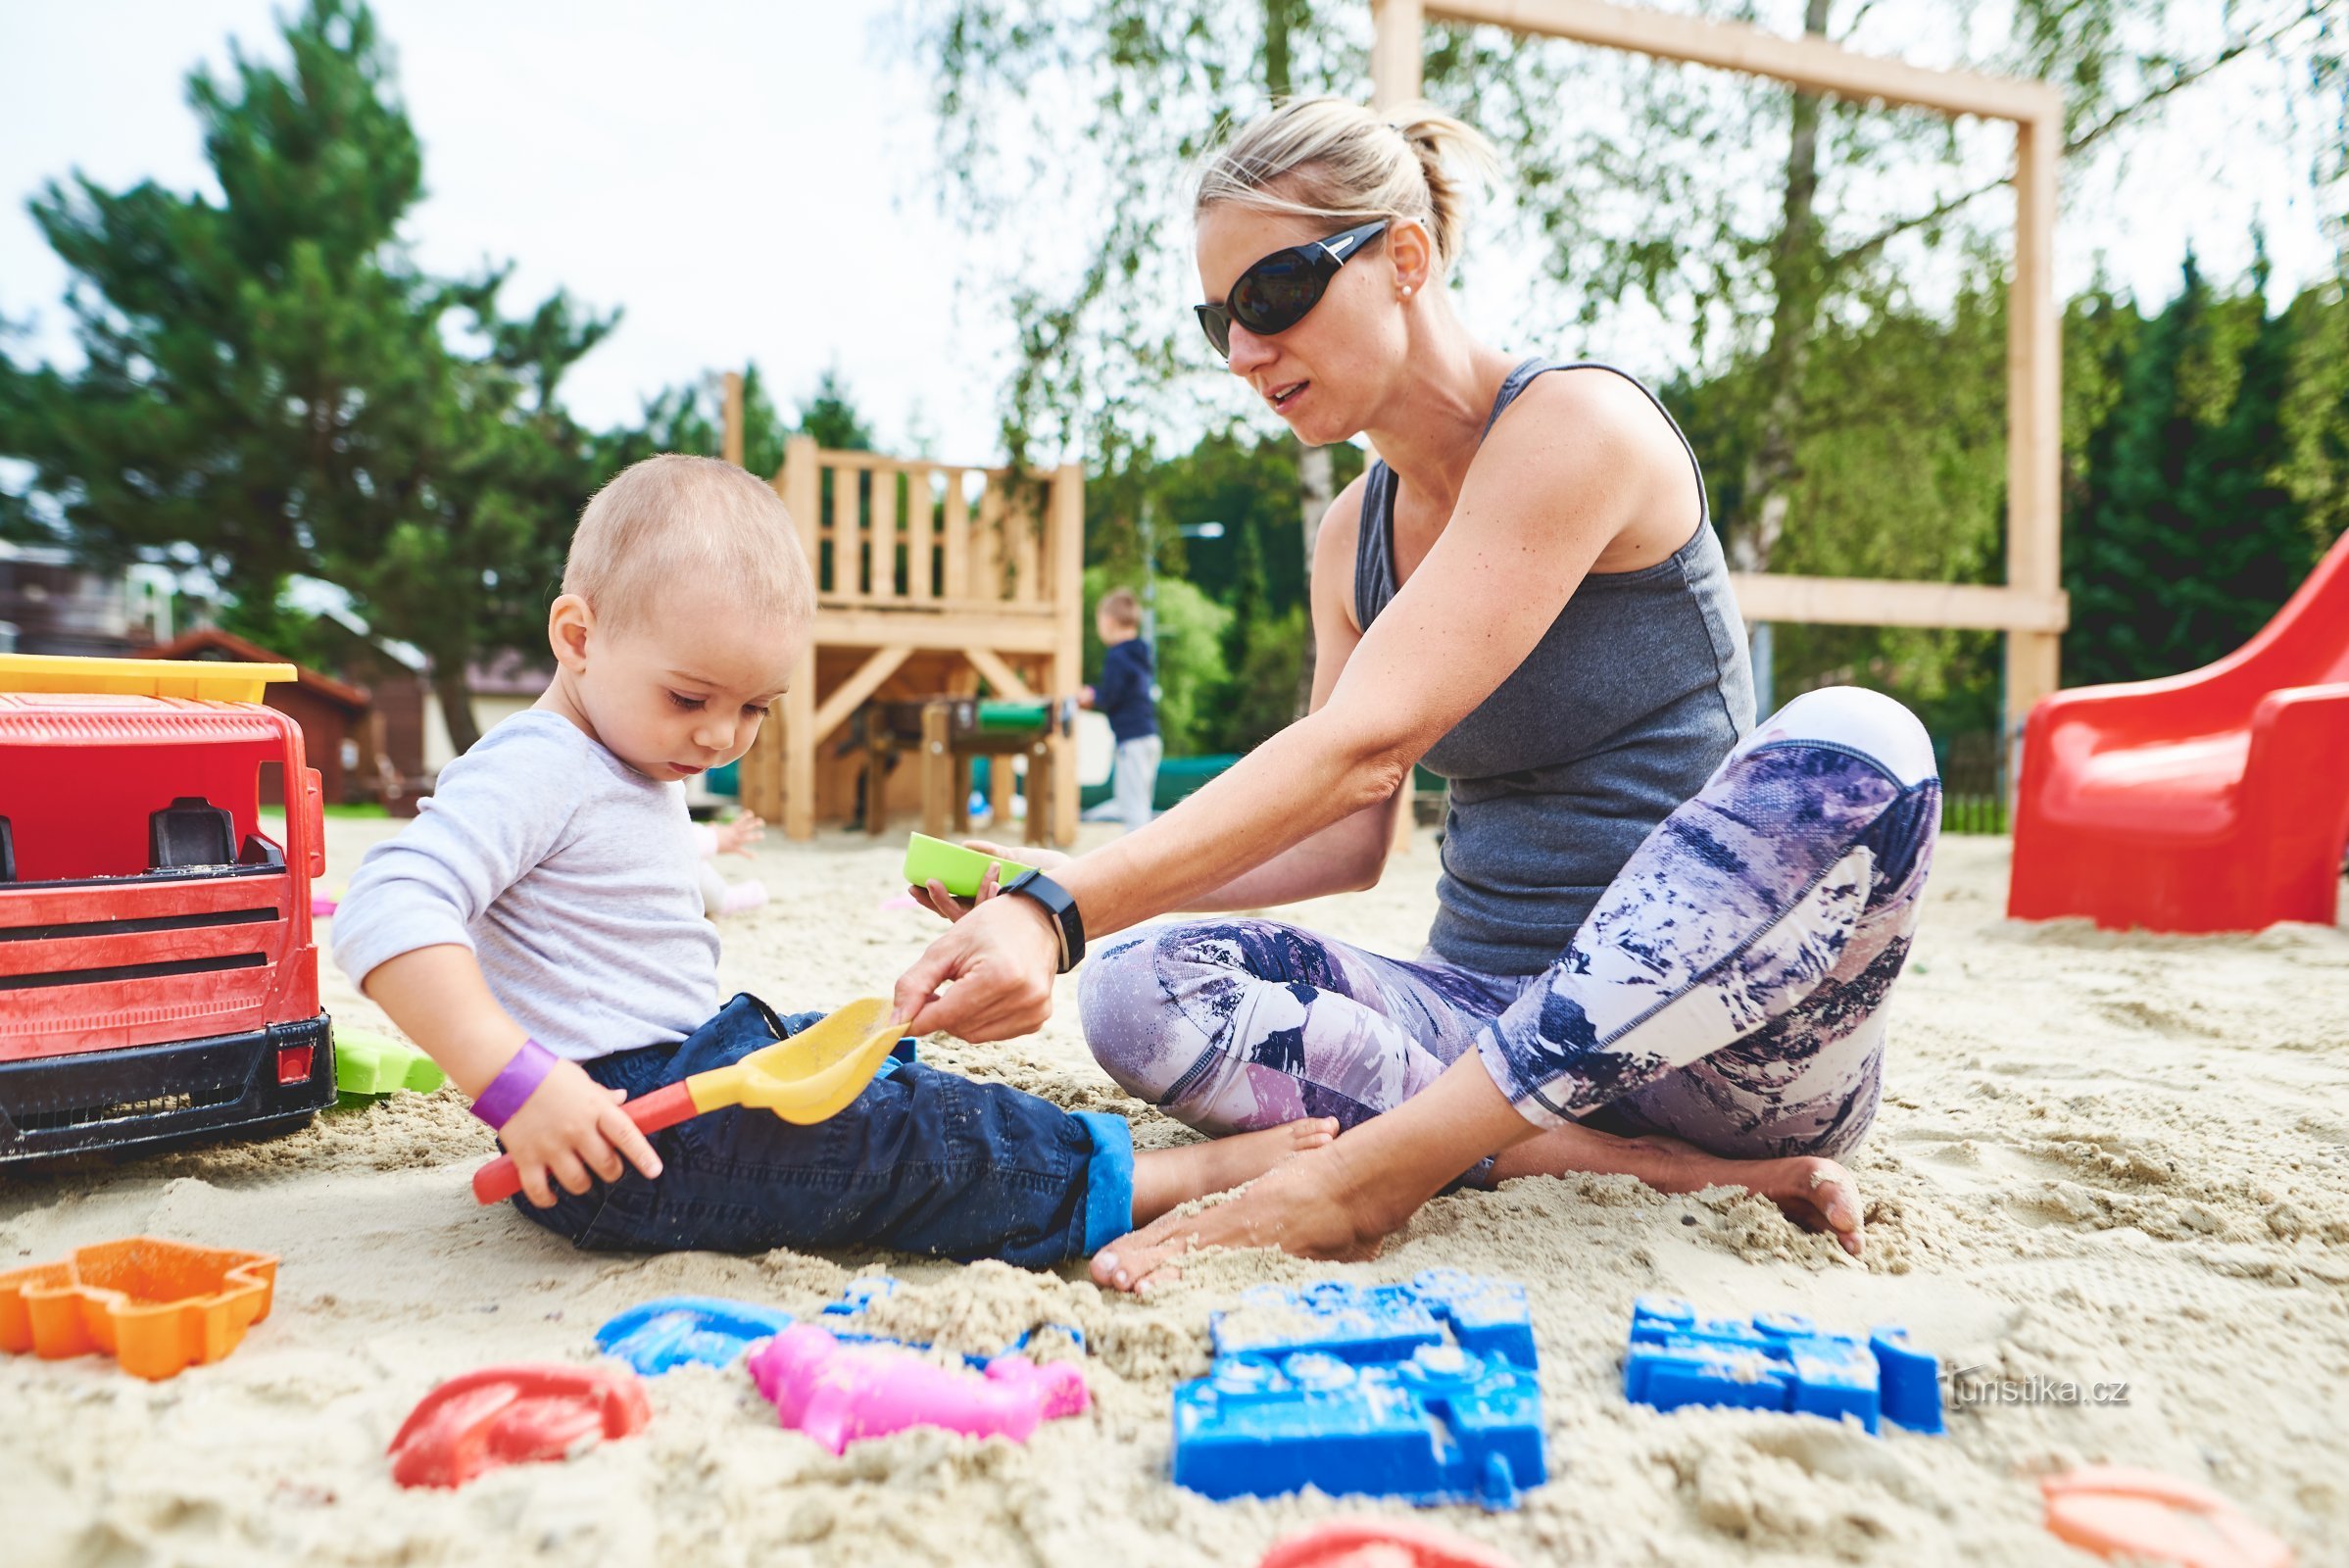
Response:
[1740,1155,1865,1257]
[1128,1116,1341,1228]
[1490,1124,1866,1255]
[1098,1139,1399,1293]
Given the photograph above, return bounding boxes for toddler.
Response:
[333,456,1328,1261]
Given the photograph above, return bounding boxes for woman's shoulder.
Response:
[1481,363,1703,557]
[1495,362,1677,447]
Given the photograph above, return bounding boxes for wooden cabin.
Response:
[726,389,1083,846]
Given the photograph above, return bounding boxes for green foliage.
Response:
[2063,259,2329,687]
[1210,602,1311,754]
[903,0,2343,543]
[1082,564,1230,755]
[1076,422,1358,753]
[214,575,344,671]
[0,0,613,752]
[2274,278,2349,556]
[1666,254,2349,740]
[599,363,875,485]
[797,367,878,453]
[600,362,792,476]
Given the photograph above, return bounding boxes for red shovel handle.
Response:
[470,1080,701,1205]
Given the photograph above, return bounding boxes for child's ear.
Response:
[548,594,595,671]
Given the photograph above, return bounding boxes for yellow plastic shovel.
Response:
[472,999,904,1204]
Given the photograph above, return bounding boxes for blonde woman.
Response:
[897,98,1940,1289]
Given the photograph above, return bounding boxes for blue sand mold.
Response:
[1175,1269,1545,1510]
[597,1277,1090,1381]
[594,1296,798,1375]
[1623,1297,1944,1435]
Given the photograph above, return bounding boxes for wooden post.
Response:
[720,371,744,467]
[2005,111,2063,763]
[921,701,954,839]
[781,435,821,841]
[1371,0,1426,106]
[944,471,971,600]
[1049,464,1085,846]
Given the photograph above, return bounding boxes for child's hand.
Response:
[496,1058,665,1207]
[1077,685,1097,708]
[713,812,766,857]
[911,840,1070,922]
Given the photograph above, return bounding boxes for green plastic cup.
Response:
[903,833,1035,899]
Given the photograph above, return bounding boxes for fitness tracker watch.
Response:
[1002,868,1086,974]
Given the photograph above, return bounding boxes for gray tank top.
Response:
[1355,358,1755,974]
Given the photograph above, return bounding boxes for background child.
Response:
[1080,587,1160,833]
[694,809,767,916]
[333,455,1328,1261]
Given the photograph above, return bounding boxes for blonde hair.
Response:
[1098,586,1142,630]
[1194,97,1499,273]
[563,455,814,634]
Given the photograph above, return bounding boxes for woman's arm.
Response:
[895,374,1660,1039]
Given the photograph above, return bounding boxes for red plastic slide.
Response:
[2009,527,2349,933]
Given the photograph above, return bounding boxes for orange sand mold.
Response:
[0,1237,277,1381]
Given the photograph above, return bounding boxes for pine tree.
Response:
[2065,261,2313,686]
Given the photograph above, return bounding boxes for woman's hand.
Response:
[909,840,1070,922]
[891,889,1065,1041]
[494,1058,665,1208]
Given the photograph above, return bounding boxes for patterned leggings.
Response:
[1077,687,1941,1160]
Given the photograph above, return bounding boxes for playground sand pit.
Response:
[4,819,2346,1566]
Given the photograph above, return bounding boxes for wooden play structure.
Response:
[721,376,1085,845]
[1371,0,2069,750]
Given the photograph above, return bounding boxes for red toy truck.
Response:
[0,654,335,1163]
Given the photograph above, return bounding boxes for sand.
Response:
[4,820,2346,1567]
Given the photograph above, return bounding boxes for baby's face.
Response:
[577,601,803,783]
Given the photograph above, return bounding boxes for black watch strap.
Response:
[1003,868,1086,974]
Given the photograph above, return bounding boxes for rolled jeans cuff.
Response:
[1073,1110,1136,1254]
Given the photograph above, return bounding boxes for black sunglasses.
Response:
[1195,220,1389,359]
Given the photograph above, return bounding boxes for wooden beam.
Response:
[1050,464,1085,846]
[810,607,1063,655]
[2004,113,2064,749]
[811,645,914,742]
[1729,575,2068,633]
[1371,0,1426,106]
[1426,0,2062,123]
[780,435,822,841]
[965,646,1037,701]
[721,371,744,467]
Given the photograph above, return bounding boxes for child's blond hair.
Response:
[1099,586,1143,631]
[563,455,814,633]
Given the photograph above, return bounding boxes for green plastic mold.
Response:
[334,1030,447,1098]
[903,834,1036,900]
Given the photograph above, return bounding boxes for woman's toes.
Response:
[1799,1160,1864,1254]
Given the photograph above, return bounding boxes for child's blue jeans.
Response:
[514,994,1135,1267]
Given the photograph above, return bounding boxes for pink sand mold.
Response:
[745,1321,1088,1454]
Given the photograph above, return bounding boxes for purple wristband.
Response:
[471,1038,560,1130]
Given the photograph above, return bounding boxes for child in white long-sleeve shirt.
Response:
[333,455,1329,1260]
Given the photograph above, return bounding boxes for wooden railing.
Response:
[775,436,1076,614]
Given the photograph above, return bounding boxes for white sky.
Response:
[3,2,2341,472]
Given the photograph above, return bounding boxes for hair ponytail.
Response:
[1194,97,1498,272]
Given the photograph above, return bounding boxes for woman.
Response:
[895,98,1940,1291]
